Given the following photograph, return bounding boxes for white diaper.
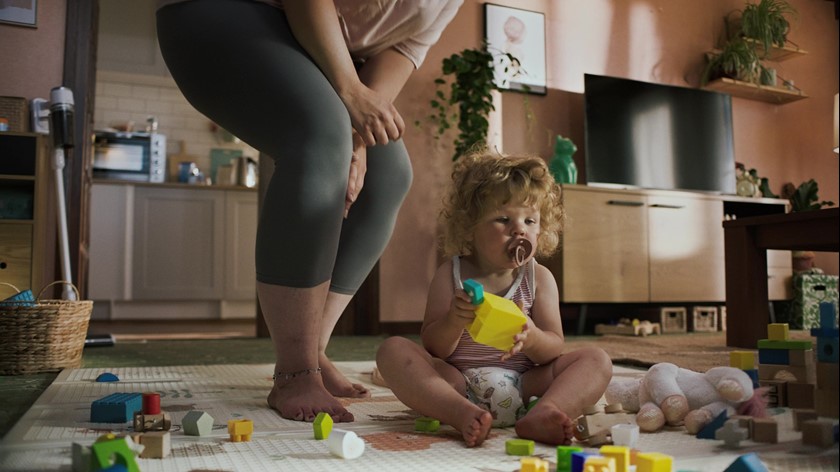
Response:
[463,366,526,427]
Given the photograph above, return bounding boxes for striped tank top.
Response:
[445,256,537,374]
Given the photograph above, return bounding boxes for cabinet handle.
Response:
[607,200,644,207]
[649,204,685,209]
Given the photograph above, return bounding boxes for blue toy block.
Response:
[816,337,839,363]
[556,445,584,472]
[571,451,600,472]
[96,372,120,382]
[463,279,484,304]
[723,452,769,472]
[757,348,789,365]
[91,393,143,423]
[810,302,840,338]
[744,369,760,388]
[697,410,728,439]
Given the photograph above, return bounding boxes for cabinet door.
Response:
[648,195,725,301]
[561,188,649,302]
[132,187,225,299]
[224,191,257,300]
[0,224,33,291]
[89,184,133,300]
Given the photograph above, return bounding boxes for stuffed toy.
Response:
[605,363,767,433]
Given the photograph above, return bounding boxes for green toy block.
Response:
[414,417,440,432]
[505,438,535,456]
[313,412,333,440]
[556,445,584,472]
[90,437,140,472]
[756,339,813,350]
[464,279,528,351]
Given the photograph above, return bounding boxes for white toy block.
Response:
[660,307,687,333]
[182,410,214,437]
[327,429,365,459]
[692,306,718,332]
[610,423,639,448]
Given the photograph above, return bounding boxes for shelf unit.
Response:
[704,78,808,104]
[0,132,53,296]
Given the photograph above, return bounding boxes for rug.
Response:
[0,362,836,471]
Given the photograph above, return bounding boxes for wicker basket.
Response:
[0,96,28,132]
[0,282,93,375]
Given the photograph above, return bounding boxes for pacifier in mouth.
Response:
[508,239,534,267]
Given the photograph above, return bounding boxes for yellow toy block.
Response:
[768,323,790,341]
[636,452,673,472]
[464,279,527,351]
[599,445,629,472]
[314,412,333,440]
[584,456,616,472]
[227,419,253,442]
[521,457,549,472]
[730,351,756,370]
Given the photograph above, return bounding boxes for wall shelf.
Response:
[746,39,808,62]
[703,78,808,104]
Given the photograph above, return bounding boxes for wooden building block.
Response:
[767,323,790,341]
[758,363,814,383]
[751,418,778,444]
[610,423,640,448]
[728,415,753,438]
[90,393,143,424]
[136,431,170,459]
[791,409,819,432]
[182,410,214,437]
[574,411,636,441]
[720,306,727,332]
[716,420,748,448]
[636,452,673,472]
[757,339,813,350]
[132,412,171,432]
[801,419,837,448]
[814,388,839,418]
[786,382,815,410]
[660,307,687,333]
[692,306,718,332]
[599,445,630,472]
[556,446,584,472]
[816,361,839,390]
[521,457,549,472]
[583,457,616,472]
[788,349,815,366]
[758,379,787,407]
[730,351,756,370]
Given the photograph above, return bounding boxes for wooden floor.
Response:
[87,319,257,340]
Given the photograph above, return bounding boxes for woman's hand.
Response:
[345,131,367,217]
[446,289,477,328]
[339,83,405,146]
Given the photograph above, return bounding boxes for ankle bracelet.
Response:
[273,367,322,381]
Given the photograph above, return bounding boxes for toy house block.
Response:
[599,445,630,472]
[716,420,748,448]
[521,457,550,472]
[751,418,778,443]
[801,419,837,447]
[767,323,790,341]
[182,410,214,437]
[786,382,815,409]
[463,279,528,351]
[505,438,535,456]
[660,307,687,333]
[414,416,440,432]
[635,452,673,472]
[583,456,616,472]
[758,379,787,407]
[313,412,333,439]
[574,410,636,441]
[758,348,789,366]
[133,412,171,432]
[90,437,140,472]
[556,445,584,472]
[142,392,161,415]
[792,409,819,431]
[788,349,815,366]
[692,306,718,332]
[730,351,756,370]
[91,393,143,423]
[723,452,769,472]
[572,452,601,472]
[815,337,839,363]
[758,363,815,384]
[814,387,839,418]
[697,410,728,439]
[610,423,639,448]
[757,339,812,350]
[227,419,253,442]
[136,431,171,459]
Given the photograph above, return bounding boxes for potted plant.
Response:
[728,0,797,58]
[701,38,762,85]
[782,179,835,212]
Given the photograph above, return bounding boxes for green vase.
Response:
[549,135,578,184]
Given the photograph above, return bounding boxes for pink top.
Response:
[445,256,537,374]
[158,0,463,68]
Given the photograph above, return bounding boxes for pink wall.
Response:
[382,0,839,322]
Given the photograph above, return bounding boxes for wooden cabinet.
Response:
[558,185,789,303]
[0,133,53,295]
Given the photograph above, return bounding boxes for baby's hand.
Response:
[447,289,476,327]
[500,322,529,361]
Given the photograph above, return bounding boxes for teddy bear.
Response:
[605,363,766,434]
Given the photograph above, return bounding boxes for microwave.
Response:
[93,131,167,182]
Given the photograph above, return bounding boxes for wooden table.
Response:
[723,207,839,348]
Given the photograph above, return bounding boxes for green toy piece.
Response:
[90,437,140,472]
[756,339,813,350]
[313,412,333,440]
[549,135,578,184]
[505,438,535,456]
[414,417,440,432]
[556,445,584,472]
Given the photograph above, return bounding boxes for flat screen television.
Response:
[584,74,736,194]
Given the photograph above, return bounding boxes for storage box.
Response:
[0,96,27,132]
[791,273,838,329]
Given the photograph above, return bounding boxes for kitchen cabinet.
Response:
[557,185,790,304]
[89,182,257,319]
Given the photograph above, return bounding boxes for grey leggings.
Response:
[157,0,412,294]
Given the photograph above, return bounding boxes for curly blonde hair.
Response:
[439,150,564,258]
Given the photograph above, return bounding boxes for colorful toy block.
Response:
[744,368,759,388]
[96,372,119,382]
[751,418,778,443]
[414,416,440,432]
[730,351,755,370]
[801,419,837,447]
[758,379,787,407]
[599,445,629,472]
[133,411,171,432]
[135,431,170,458]
[182,410,214,436]
[463,279,528,351]
[91,393,143,423]
[758,363,814,384]
[816,337,839,363]
[756,339,812,350]
[571,451,601,472]
[574,403,636,442]
[313,412,333,440]
[697,410,728,439]
[610,423,639,448]
[635,452,672,472]
[584,456,616,472]
[758,348,789,365]
[326,428,365,459]
[227,419,253,442]
[716,420,748,448]
[723,452,769,472]
[521,457,550,472]
[142,392,161,414]
[556,445,584,472]
[767,323,789,341]
[90,436,140,472]
[505,438,535,455]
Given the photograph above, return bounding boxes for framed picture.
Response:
[0,0,37,28]
[484,3,546,94]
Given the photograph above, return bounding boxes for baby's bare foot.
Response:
[320,354,370,398]
[455,409,493,448]
[267,373,354,423]
[515,404,574,445]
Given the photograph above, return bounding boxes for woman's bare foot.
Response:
[267,372,354,423]
[452,407,493,447]
[515,404,574,445]
[320,354,370,398]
